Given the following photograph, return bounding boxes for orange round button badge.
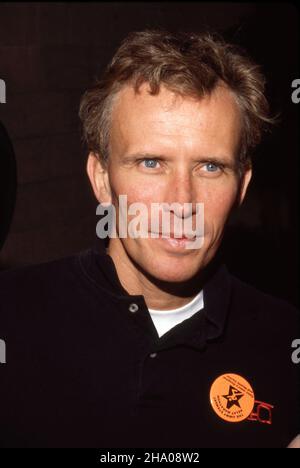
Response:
[210,373,255,423]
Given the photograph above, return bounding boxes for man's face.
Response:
[90,82,251,283]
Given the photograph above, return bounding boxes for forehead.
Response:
[110,82,242,157]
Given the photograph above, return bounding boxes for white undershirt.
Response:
[148,290,204,338]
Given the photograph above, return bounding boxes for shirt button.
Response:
[149,353,158,359]
[129,303,139,313]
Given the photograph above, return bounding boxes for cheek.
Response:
[109,173,160,230]
[110,171,163,205]
[201,182,238,229]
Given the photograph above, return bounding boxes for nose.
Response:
[164,169,195,217]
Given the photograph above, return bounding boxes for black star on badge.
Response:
[222,385,244,409]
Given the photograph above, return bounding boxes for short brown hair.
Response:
[79,29,276,170]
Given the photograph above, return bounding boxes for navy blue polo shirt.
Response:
[0,246,299,448]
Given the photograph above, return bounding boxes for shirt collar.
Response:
[78,242,232,351]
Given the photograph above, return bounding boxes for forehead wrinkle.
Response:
[110,82,242,162]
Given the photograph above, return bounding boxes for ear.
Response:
[237,166,252,207]
[86,152,112,204]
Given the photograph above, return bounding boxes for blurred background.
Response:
[0,2,299,306]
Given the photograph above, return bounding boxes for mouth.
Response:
[148,232,198,251]
[150,232,196,240]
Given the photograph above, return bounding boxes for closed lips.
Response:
[150,232,196,239]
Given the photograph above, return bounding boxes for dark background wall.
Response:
[0,2,299,306]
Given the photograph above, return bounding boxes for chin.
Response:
[152,269,199,284]
[124,237,216,283]
[140,252,208,284]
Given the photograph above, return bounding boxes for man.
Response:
[0,29,299,448]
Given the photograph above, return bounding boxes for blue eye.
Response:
[142,159,160,169]
[205,162,219,172]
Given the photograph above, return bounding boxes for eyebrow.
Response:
[122,152,236,168]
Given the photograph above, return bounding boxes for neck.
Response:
[106,238,206,311]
